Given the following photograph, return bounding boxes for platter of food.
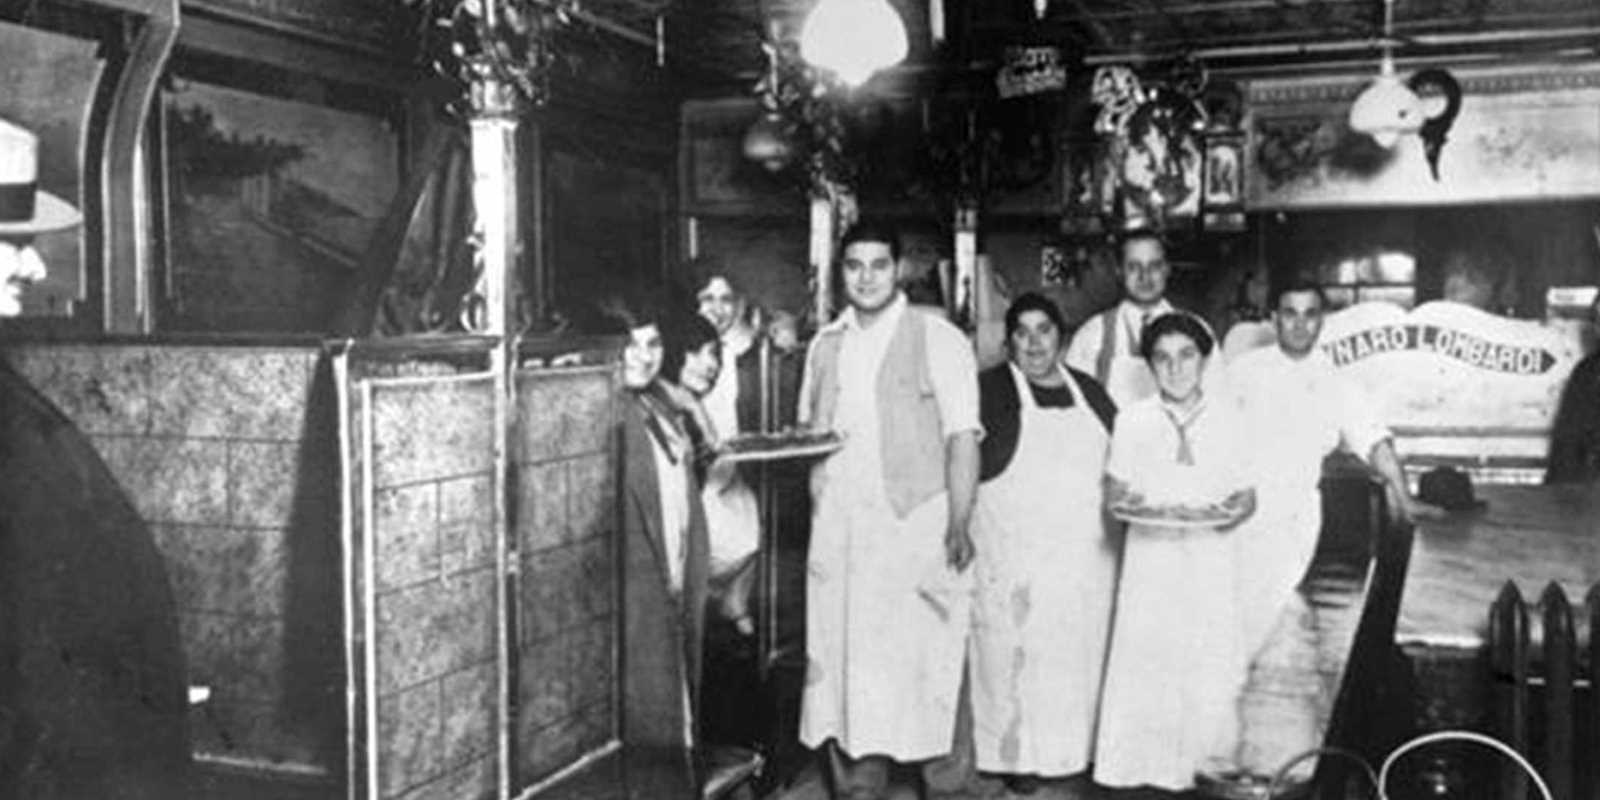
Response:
[718,430,845,463]
[1110,500,1237,528]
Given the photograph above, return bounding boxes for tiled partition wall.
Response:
[341,351,502,800]
[511,364,619,790]
[5,342,343,775]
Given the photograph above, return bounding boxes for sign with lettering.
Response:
[1314,301,1583,465]
[996,47,1068,99]
[1323,323,1558,375]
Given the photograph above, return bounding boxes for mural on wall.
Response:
[164,79,399,331]
[0,21,102,317]
[1246,66,1600,208]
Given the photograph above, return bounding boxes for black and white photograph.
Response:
[1,1,1598,799]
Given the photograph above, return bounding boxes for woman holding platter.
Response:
[1093,311,1257,792]
[969,293,1119,794]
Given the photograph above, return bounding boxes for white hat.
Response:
[0,116,82,236]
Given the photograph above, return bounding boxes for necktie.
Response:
[1161,402,1202,466]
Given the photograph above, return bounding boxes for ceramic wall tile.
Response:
[369,378,494,488]
[518,710,581,785]
[377,682,445,798]
[375,483,439,592]
[229,440,303,528]
[440,519,495,576]
[148,348,314,439]
[7,344,151,435]
[572,538,615,622]
[438,473,492,525]
[515,461,565,553]
[519,546,578,643]
[179,611,287,705]
[153,525,288,617]
[566,454,616,545]
[393,757,495,800]
[439,662,496,771]
[375,568,497,694]
[100,437,229,525]
[516,370,613,463]
[567,621,614,713]
[517,629,574,727]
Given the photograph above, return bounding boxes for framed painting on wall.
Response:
[158,57,403,333]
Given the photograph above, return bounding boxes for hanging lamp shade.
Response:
[1348,53,1422,148]
[799,0,909,87]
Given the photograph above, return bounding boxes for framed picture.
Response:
[157,51,406,333]
[680,98,806,216]
[1203,132,1246,231]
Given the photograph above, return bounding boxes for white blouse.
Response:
[1106,393,1251,507]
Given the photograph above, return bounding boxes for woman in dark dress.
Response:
[610,298,711,798]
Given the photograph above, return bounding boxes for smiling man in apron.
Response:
[1065,229,1207,408]
[798,220,982,800]
[971,293,1117,795]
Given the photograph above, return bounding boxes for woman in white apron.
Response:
[1095,312,1257,791]
[972,294,1120,792]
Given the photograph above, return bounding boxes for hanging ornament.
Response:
[1408,68,1462,180]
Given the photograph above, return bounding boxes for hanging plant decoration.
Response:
[747,32,860,197]
[400,0,587,116]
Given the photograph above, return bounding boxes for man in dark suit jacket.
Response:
[0,116,191,798]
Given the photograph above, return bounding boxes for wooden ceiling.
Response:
[576,0,1600,85]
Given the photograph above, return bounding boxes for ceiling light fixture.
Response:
[799,0,909,87]
[1347,0,1422,148]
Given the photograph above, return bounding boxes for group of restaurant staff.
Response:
[609,219,1447,799]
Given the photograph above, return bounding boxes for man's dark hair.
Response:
[1004,292,1067,341]
[1140,312,1215,361]
[839,219,901,262]
[1117,227,1167,257]
[1270,279,1329,311]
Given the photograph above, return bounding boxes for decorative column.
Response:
[466,76,521,336]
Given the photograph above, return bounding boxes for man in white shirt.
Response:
[1227,281,1442,661]
[1064,229,1200,407]
[798,220,981,800]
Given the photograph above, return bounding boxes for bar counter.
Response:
[1395,483,1600,735]
[1397,483,1600,650]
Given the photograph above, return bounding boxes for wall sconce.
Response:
[799,0,909,87]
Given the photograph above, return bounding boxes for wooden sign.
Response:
[1315,301,1584,468]
[996,46,1067,99]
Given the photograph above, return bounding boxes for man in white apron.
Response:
[1065,229,1208,408]
[798,220,982,799]
[971,293,1117,794]
[1225,281,1442,770]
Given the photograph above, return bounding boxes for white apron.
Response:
[799,319,972,761]
[1094,402,1247,790]
[969,365,1117,777]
